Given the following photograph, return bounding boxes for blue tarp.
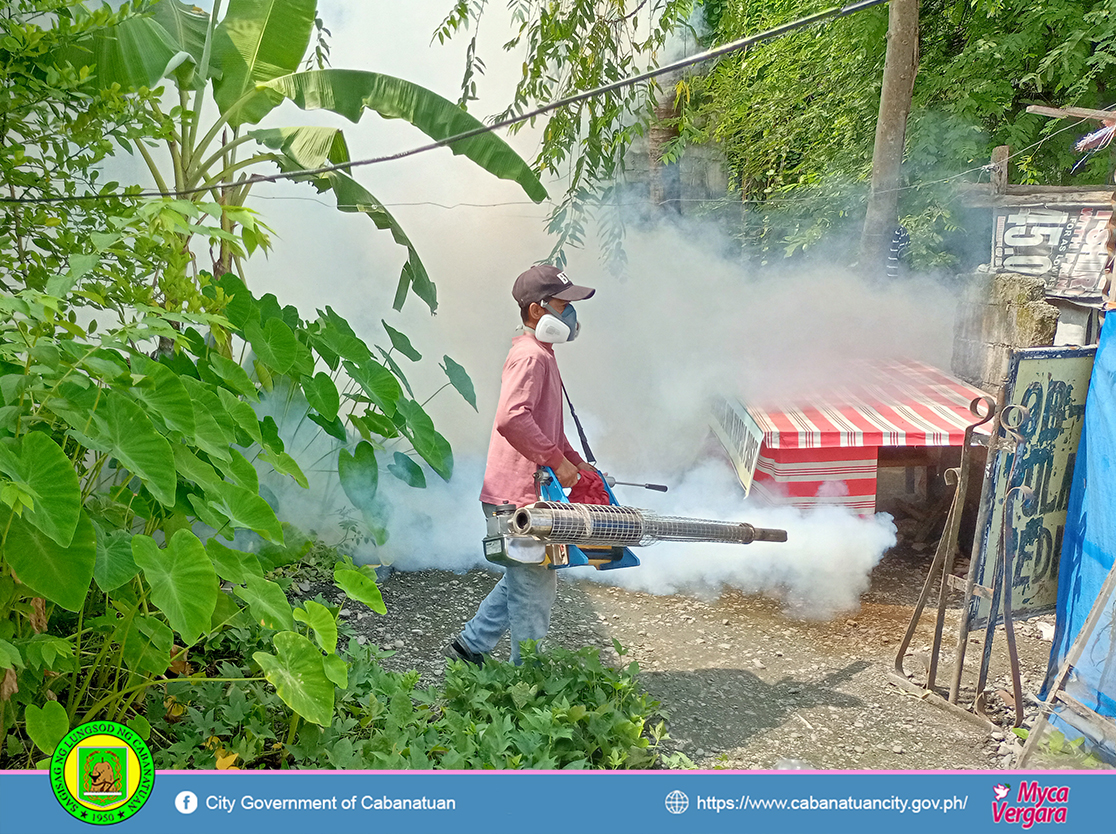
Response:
[1041,315,1116,750]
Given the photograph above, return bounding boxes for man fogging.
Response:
[445,265,599,666]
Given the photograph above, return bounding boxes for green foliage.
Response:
[90,0,546,313]
[23,700,69,755]
[2,0,653,776]
[1,0,485,763]
[145,639,671,770]
[1011,727,1107,769]
[438,1,696,269]
[675,0,1116,267]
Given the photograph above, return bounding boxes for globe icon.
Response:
[665,790,689,814]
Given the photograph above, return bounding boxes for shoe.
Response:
[443,638,484,667]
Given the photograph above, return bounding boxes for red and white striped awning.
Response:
[748,360,990,450]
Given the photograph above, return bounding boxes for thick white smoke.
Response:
[576,459,897,620]
[165,2,955,620]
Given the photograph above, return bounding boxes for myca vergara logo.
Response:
[50,721,154,825]
[991,781,1069,828]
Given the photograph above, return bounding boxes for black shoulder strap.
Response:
[561,382,596,465]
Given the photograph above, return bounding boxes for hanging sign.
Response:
[992,205,1111,300]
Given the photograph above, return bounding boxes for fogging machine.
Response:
[483,467,787,571]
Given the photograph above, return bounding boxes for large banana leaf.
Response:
[252,126,435,311]
[212,0,317,126]
[328,171,437,312]
[260,69,548,203]
[66,13,191,90]
[151,0,211,88]
[250,126,350,178]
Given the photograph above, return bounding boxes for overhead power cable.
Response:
[1,0,892,206]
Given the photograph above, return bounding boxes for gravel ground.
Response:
[296,535,1065,771]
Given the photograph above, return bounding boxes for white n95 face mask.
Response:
[534,302,580,343]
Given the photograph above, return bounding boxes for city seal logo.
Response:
[50,721,154,825]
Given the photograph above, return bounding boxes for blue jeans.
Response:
[459,502,558,665]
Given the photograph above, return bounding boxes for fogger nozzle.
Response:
[510,502,787,547]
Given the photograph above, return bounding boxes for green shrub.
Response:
[141,638,669,770]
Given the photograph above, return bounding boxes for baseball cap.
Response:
[512,265,595,306]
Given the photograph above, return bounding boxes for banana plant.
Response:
[93,0,547,313]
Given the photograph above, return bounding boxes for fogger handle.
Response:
[750,526,788,543]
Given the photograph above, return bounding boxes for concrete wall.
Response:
[951,271,1060,398]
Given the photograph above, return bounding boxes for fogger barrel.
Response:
[509,502,788,548]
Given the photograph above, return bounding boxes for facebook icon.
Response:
[175,791,198,814]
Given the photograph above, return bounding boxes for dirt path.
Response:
[308,541,1058,770]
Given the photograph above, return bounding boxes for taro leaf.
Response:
[259,449,308,489]
[208,353,260,402]
[333,567,386,615]
[260,415,285,454]
[222,281,258,330]
[129,354,197,438]
[187,493,232,537]
[253,630,334,726]
[441,355,477,411]
[246,318,297,375]
[211,590,247,630]
[24,701,69,755]
[308,412,348,441]
[304,372,340,421]
[172,445,222,491]
[387,451,425,489]
[93,527,139,593]
[126,714,152,742]
[343,359,401,416]
[205,539,264,585]
[91,392,177,506]
[254,359,274,392]
[381,320,421,361]
[337,442,378,515]
[216,388,264,447]
[293,600,337,654]
[352,410,398,439]
[290,338,315,378]
[255,524,312,571]
[312,321,370,365]
[377,347,414,398]
[3,511,96,612]
[181,378,234,463]
[234,575,294,631]
[396,399,453,481]
[220,448,259,493]
[119,614,173,675]
[132,530,218,645]
[322,653,348,689]
[17,432,81,547]
[208,481,284,543]
[258,293,283,323]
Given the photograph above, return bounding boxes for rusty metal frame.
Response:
[888,396,998,726]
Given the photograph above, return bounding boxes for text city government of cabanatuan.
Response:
[206,794,457,812]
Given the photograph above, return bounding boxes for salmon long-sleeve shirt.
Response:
[480,332,583,507]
